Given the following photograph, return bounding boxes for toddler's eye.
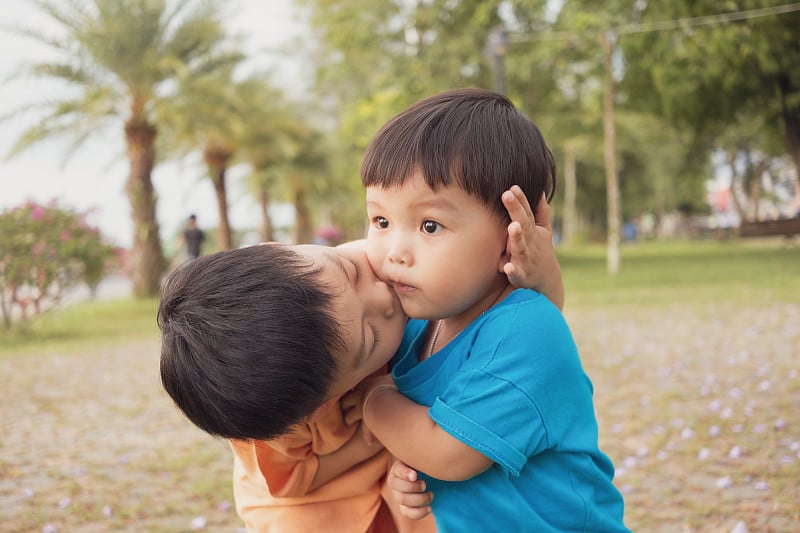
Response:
[374,217,389,229]
[421,220,442,234]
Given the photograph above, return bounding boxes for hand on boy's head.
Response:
[502,189,565,310]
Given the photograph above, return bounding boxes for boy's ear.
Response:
[307,396,339,422]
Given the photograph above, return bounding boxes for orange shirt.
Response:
[230,395,435,533]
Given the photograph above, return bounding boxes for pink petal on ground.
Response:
[190,516,207,530]
[716,476,733,489]
[709,399,721,412]
[698,448,710,460]
[730,521,749,533]
[103,505,113,518]
[753,480,769,491]
[681,428,695,439]
[775,419,786,429]
[709,425,721,437]
[218,501,232,512]
[753,423,768,434]
[42,525,58,533]
[729,446,742,459]
[758,380,771,391]
[58,497,71,509]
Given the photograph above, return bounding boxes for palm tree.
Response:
[236,79,298,242]
[161,67,247,251]
[5,0,238,296]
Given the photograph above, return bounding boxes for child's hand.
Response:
[501,186,565,310]
[388,459,434,520]
[341,387,364,426]
[344,374,396,445]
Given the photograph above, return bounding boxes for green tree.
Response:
[5,0,238,296]
[161,65,253,251]
[621,1,800,207]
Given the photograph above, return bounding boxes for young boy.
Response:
[356,88,630,532]
[159,189,561,531]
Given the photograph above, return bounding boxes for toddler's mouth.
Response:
[391,281,416,295]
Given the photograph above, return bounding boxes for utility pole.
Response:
[600,31,621,275]
[486,25,508,94]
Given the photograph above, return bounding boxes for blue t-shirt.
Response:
[392,289,629,532]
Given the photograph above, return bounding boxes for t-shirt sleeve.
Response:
[428,301,585,476]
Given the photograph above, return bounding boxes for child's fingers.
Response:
[343,405,361,425]
[506,220,528,254]
[399,503,433,521]
[393,490,434,517]
[502,187,534,231]
[390,459,418,482]
[511,184,536,222]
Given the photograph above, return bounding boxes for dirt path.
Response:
[1,339,239,532]
[1,301,798,532]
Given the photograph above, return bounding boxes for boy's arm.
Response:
[362,382,492,481]
[247,417,384,497]
[309,426,385,491]
[502,187,565,310]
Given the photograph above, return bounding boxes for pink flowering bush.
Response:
[0,200,115,328]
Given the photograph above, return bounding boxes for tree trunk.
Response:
[562,142,577,247]
[124,118,165,298]
[726,151,746,220]
[601,32,621,276]
[258,183,273,242]
[293,184,313,244]
[204,146,233,250]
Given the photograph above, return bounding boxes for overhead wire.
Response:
[509,2,800,42]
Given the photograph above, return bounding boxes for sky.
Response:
[0,0,308,249]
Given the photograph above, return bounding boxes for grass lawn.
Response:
[1,238,798,531]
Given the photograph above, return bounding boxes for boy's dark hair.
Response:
[158,244,345,441]
[361,87,556,220]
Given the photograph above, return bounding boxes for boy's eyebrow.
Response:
[325,252,360,284]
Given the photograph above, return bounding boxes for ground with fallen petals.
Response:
[1,299,798,531]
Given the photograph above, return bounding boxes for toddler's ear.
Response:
[308,396,339,422]
[497,247,510,274]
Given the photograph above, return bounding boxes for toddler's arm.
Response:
[502,187,564,310]
[360,378,492,481]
